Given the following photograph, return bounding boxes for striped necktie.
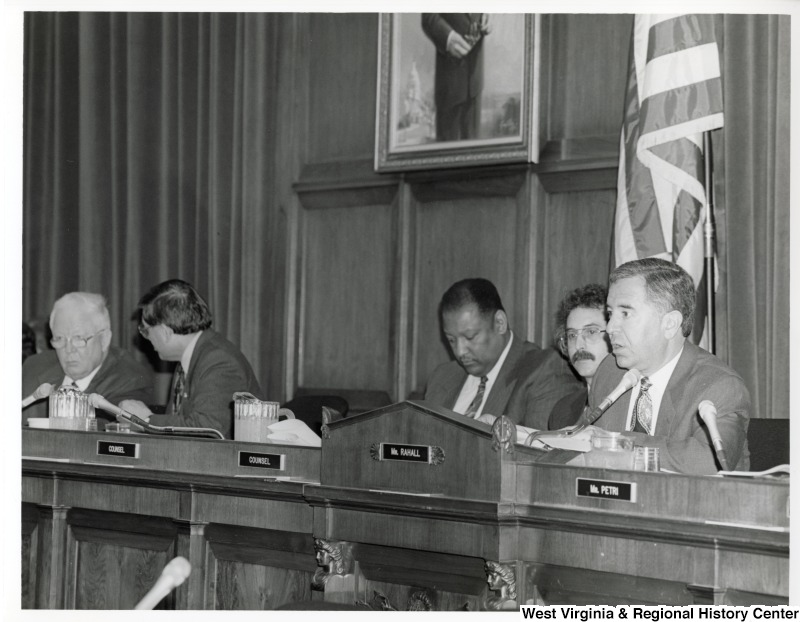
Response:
[631,376,653,435]
[464,376,488,419]
[171,364,185,414]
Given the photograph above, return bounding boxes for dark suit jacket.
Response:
[589,342,750,474]
[148,329,262,439]
[548,386,588,430]
[421,14,485,110]
[22,346,154,424]
[424,335,583,430]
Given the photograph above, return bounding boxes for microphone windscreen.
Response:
[698,400,717,420]
[163,556,191,585]
[621,368,642,390]
[35,383,55,399]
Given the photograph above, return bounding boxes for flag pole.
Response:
[703,131,716,354]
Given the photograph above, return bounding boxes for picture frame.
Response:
[374,13,540,173]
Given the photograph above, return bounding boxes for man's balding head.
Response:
[49,292,112,380]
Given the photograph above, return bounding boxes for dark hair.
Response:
[138,279,213,335]
[440,278,505,319]
[609,258,696,337]
[554,284,607,335]
[22,322,37,362]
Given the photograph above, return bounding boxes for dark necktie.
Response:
[464,376,488,419]
[631,376,653,434]
[171,364,185,414]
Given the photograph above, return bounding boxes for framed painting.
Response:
[375,13,540,173]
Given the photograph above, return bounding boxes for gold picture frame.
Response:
[375,13,540,173]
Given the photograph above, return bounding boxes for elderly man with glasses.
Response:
[21,292,154,424]
[547,284,611,430]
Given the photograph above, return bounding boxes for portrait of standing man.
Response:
[422,13,489,142]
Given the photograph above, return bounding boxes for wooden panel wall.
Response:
[281,14,632,407]
[299,202,395,392]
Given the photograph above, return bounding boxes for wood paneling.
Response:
[299,202,395,392]
[525,562,695,605]
[544,14,632,140]
[75,542,170,609]
[212,559,311,610]
[412,193,522,394]
[540,188,618,337]
[307,14,378,162]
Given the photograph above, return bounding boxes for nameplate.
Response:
[576,477,636,502]
[97,441,139,459]
[370,443,445,466]
[238,451,285,470]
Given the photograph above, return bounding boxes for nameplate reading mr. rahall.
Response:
[238,451,285,470]
[576,477,636,502]
[381,443,430,463]
[97,441,139,459]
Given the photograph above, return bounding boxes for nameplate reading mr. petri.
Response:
[238,451,285,470]
[97,441,139,459]
[576,477,637,502]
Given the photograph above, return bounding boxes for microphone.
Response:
[698,400,730,471]
[22,383,54,409]
[564,369,642,437]
[134,556,191,610]
[89,393,153,429]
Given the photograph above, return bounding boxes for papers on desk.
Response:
[513,424,597,452]
[261,419,321,447]
[719,464,790,478]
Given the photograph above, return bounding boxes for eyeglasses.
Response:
[558,326,607,349]
[50,328,107,350]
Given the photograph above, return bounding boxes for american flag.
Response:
[614,14,724,347]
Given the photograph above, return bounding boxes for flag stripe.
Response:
[639,79,723,133]
[614,13,724,349]
[640,44,721,100]
[647,15,718,62]
[672,190,703,260]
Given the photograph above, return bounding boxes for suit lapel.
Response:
[482,336,521,416]
[442,365,467,409]
[85,349,115,395]
[655,344,696,436]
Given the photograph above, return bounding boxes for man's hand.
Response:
[476,413,497,426]
[445,31,473,59]
[479,14,491,36]
[119,399,153,421]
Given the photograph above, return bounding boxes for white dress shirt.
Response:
[452,332,515,417]
[624,346,684,434]
[180,331,203,375]
[62,364,102,391]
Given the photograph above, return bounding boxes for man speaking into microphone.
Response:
[590,258,750,474]
[22,292,154,424]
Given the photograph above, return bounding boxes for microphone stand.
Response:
[114,411,225,440]
[90,395,225,440]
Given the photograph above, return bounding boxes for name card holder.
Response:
[97,440,140,459]
[576,477,637,503]
[238,451,285,471]
[370,442,445,466]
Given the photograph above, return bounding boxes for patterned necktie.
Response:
[464,376,488,419]
[171,364,185,414]
[631,376,653,434]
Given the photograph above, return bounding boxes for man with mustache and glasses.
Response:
[548,284,611,430]
[424,278,581,430]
